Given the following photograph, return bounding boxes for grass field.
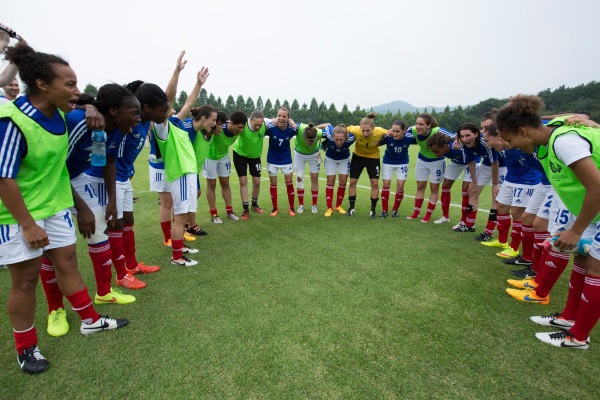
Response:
[1,143,598,399]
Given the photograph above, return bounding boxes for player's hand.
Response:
[467,182,479,195]
[76,207,96,239]
[198,66,209,85]
[492,184,500,199]
[22,224,49,250]
[552,229,581,252]
[565,115,599,129]
[452,140,463,150]
[105,200,118,228]
[85,104,106,130]
[176,50,187,72]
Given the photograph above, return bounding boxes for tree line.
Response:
[83,81,600,133]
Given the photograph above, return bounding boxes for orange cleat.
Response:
[128,262,161,274]
[116,273,147,290]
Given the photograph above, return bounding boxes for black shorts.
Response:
[349,154,380,180]
[233,151,262,178]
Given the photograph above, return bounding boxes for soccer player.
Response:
[265,106,297,216]
[204,111,247,223]
[0,77,19,104]
[405,114,455,222]
[346,112,388,218]
[0,43,127,374]
[294,122,324,214]
[378,120,416,217]
[495,96,600,350]
[322,123,355,216]
[232,110,267,220]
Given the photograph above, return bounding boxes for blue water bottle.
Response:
[91,129,107,167]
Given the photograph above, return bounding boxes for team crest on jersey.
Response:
[549,160,562,174]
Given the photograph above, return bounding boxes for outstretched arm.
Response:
[176,67,209,121]
[165,50,187,106]
[0,26,26,86]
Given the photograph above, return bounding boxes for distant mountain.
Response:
[369,100,455,115]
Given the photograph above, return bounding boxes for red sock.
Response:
[326,185,334,209]
[14,326,37,354]
[461,191,469,222]
[108,230,127,280]
[270,185,278,210]
[40,257,64,313]
[484,219,497,235]
[561,264,586,320]
[421,201,436,222]
[286,181,295,209]
[497,214,511,244]
[66,288,100,323]
[569,274,600,342]
[381,186,390,212]
[172,239,183,260]
[520,225,535,261]
[464,208,478,228]
[335,185,346,208]
[226,205,233,214]
[88,241,113,297]
[160,220,171,242]
[534,250,571,298]
[210,208,218,216]
[311,190,318,207]
[297,189,304,206]
[531,242,546,274]
[392,191,404,211]
[123,224,138,271]
[411,198,424,218]
[440,189,451,219]
[510,220,522,252]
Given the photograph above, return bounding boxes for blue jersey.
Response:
[65,109,125,179]
[464,138,496,163]
[499,149,541,185]
[323,124,355,160]
[481,148,506,167]
[446,141,475,165]
[380,133,416,165]
[265,120,296,164]
[0,96,67,179]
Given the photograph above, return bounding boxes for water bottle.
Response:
[91,129,107,167]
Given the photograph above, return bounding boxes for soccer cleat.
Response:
[502,256,532,266]
[497,247,519,259]
[251,205,264,214]
[128,262,161,274]
[187,225,208,236]
[80,315,129,335]
[347,208,356,216]
[183,232,196,242]
[163,239,172,247]
[311,205,318,214]
[507,277,538,289]
[510,266,536,278]
[171,256,198,267]
[270,208,279,217]
[17,346,49,374]
[95,288,136,305]
[227,212,240,221]
[47,308,69,337]
[324,208,333,217]
[530,313,575,330]
[506,288,549,304]
[241,210,249,220]
[336,206,347,215]
[453,222,475,232]
[474,232,493,242]
[288,208,297,217]
[406,214,419,220]
[535,330,589,350]
[116,273,147,290]
[481,240,509,248]
[391,210,399,218]
[452,222,463,230]
[297,205,304,214]
[182,245,199,254]
[211,214,223,224]
[434,216,450,224]
[380,211,388,218]
[369,211,376,219]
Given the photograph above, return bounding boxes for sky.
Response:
[3,0,600,111]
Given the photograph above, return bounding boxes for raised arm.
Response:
[0,26,25,86]
[176,67,209,121]
[165,50,187,106]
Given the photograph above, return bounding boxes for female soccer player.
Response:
[406,114,455,222]
[294,122,324,214]
[322,123,355,216]
[378,120,416,217]
[0,43,127,374]
[496,95,600,350]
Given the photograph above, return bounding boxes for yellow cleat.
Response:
[506,288,549,304]
[95,288,136,305]
[481,239,509,248]
[336,206,346,215]
[183,232,196,242]
[47,308,69,337]
[507,278,538,289]
[324,208,333,217]
[497,247,519,259]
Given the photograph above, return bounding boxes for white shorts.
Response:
[149,165,169,192]
[524,184,554,218]
[415,158,445,184]
[324,156,350,176]
[87,176,134,219]
[548,195,598,257]
[382,163,409,181]
[0,210,77,264]
[496,182,536,208]
[267,163,293,176]
[294,151,322,174]
[170,173,198,215]
[477,164,508,186]
[202,156,231,179]
[70,173,102,213]
[444,161,469,182]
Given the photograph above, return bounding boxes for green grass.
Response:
[1,143,598,399]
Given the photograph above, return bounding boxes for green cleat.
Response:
[47,308,69,337]
[95,288,136,305]
[481,239,509,248]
